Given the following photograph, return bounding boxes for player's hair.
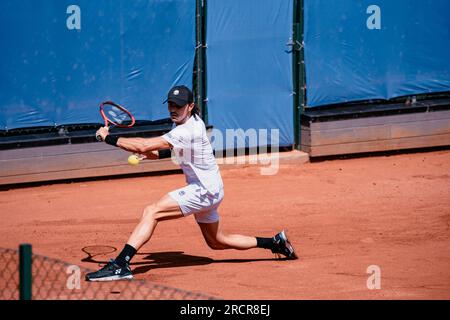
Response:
[191,103,200,119]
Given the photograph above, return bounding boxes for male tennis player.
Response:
[87,85,297,281]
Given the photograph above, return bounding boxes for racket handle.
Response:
[96,123,109,142]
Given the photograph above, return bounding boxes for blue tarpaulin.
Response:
[0,0,195,130]
[3,0,448,141]
[304,0,450,107]
[206,0,294,148]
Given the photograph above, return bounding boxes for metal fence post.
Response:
[293,0,305,150]
[195,0,208,124]
[19,244,32,300]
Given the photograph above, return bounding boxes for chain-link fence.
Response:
[0,246,217,300]
[0,248,19,300]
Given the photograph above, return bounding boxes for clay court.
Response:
[1,149,450,299]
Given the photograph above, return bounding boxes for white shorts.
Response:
[168,183,224,224]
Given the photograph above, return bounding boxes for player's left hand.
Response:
[140,150,159,160]
[96,126,109,141]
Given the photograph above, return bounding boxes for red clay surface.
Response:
[1,150,450,299]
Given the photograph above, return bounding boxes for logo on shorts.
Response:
[179,191,185,196]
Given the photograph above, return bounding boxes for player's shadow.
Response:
[80,248,287,275]
[130,251,281,276]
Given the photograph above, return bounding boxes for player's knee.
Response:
[142,204,158,221]
[142,203,170,222]
[206,240,225,250]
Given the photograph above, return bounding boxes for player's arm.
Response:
[117,136,171,154]
[96,126,171,156]
[117,137,173,160]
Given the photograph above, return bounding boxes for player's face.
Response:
[168,102,194,125]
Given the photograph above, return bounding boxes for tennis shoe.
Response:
[271,230,298,260]
[85,259,133,281]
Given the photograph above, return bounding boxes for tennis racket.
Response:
[96,101,136,141]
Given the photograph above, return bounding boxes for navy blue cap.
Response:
[163,85,194,106]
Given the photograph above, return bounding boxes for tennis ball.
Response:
[128,154,140,166]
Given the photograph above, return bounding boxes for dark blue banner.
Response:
[0,0,194,130]
[304,0,450,107]
[206,0,294,148]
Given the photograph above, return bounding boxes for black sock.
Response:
[256,237,274,250]
[115,244,137,267]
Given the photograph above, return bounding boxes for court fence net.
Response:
[0,245,217,300]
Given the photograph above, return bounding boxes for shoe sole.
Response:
[280,230,299,260]
[86,274,134,282]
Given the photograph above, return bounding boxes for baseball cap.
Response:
[163,85,194,106]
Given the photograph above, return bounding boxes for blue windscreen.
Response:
[304,0,450,107]
[0,0,195,130]
[206,0,294,148]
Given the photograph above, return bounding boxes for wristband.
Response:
[104,135,119,147]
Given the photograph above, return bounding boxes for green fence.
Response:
[0,245,217,300]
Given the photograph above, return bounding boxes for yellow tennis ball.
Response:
[128,154,140,166]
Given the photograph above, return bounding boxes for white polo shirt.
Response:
[162,115,223,195]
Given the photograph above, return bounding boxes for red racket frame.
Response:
[96,101,136,141]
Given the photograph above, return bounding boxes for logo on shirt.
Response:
[179,190,186,196]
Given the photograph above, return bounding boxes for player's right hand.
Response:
[96,126,109,141]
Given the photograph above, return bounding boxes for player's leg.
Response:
[114,194,183,267]
[197,218,298,259]
[85,194,183,281]
[197,221,257,250]
[126,194,184,250]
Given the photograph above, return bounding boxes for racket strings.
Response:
[103,105,132,126]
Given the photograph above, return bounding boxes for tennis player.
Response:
[86,85,297,281]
